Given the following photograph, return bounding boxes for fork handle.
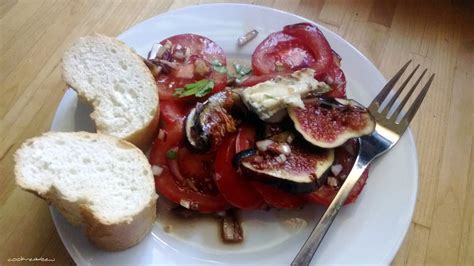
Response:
[291,155,371,266]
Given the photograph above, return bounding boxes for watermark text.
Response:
[7,256,56,263]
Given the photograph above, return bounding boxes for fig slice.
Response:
[236,138,334,194]
[185,90,237,152]
[288,97,375,148]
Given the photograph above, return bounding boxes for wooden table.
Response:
[1,0,472,265]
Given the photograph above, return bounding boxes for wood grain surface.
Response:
[1,0,472,265]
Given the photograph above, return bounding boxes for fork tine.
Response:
[391,68,427,120]
[382,64,420,117]
[400,73,434,124]
[370,60,412,110]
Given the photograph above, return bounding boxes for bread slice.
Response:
[62,35,159,150]
[14,132,158,250]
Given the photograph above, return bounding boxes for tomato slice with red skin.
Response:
[149,100,192,165]
[239,72,281,87]
[154,169,229,213]
[317,66,347,98]
[150,100,229,213]
[156,34,227,101]
[252,23,334,77]
[308,140,368,206]
[252,32,316,75]
[245,23,345,96]
[215,134,264,209]
[235,124,257,152]
[251,182,307,209]
[177,147,214,180]
[282,23,334,75]
[307,172,368,206]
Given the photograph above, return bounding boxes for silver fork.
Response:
[291,60,435,265]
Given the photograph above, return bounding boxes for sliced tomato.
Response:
[252,32,316,75]
[154,169,229,213]
[282,23,334,75]
[156,34,227,101]
[251,182,307,209]
[239,72,280,87]
[215,135,264,209]
[308,140,368,206]
[252,23,334,77]
[150,100,228,213]
[235,124,257,152]
[317,66,347,98]
[177,147,214,180]
[159,99,192,125]
[149,100,191,165]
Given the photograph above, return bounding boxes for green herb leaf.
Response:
[166,149,177,160]
[233,63,252,76]
[211,60,227,73]
[195,80,214,97]
[173,79,215,98]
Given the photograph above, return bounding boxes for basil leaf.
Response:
[196,80,214,97]
[173,79,214,98]
[211,60,227,73]
[234,63,252,76]
[166,149,177,160]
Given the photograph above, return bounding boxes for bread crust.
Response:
[62,35,160,150]
[82,197,157,250]
[14,132,158,251]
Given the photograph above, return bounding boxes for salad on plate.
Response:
[144,23,375,242]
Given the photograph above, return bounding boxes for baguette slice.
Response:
[14,132,158,250]
[62,35,159,149]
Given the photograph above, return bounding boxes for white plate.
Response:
[50,4,417,265]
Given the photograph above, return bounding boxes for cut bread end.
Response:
[14,132,158,250]
[62,35,160,150]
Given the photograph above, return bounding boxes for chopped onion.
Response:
[158,129,167,141]
[179,199,191,209]
[331,164,343,176]
[256,139,274,152]
[237,29,258,47]
[158,59,178,69]
[283,218,308,232]
[275,154,287,164]
[286,133,295,144]
[167,147,184,181]
[325,75,334,84]
[156,45,168,59]
[184,47,191,62]
[151,165,163,176]
[185,178,199,192]
[173,50,186,60]
[254,155,264,163]
[147,43,162,60]
[344,144,355,155]
[327,176,338,187]
[279,143,291,155]
[194,58,209,76]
